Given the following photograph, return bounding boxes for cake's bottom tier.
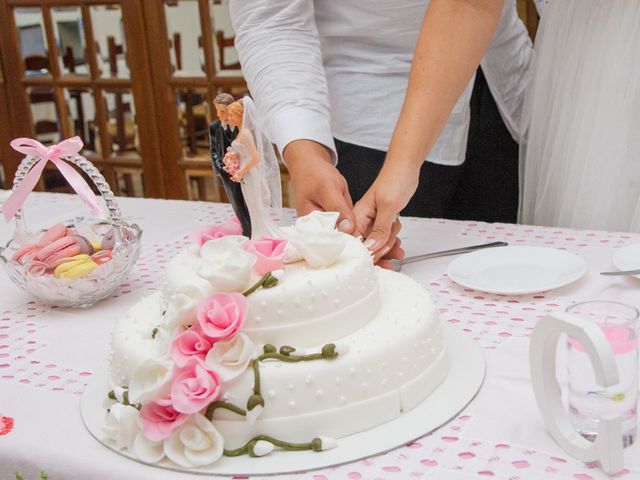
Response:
[214,269,448,448]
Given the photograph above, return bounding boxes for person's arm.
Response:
[354,0,505,256]
[229,0,356,233]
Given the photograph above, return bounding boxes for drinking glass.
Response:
[566,301,639,447]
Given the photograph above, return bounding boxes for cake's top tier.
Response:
[160,216,380,347]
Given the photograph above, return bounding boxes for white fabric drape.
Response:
[520,0,640,232]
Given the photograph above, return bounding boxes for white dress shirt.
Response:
[230,0,533,166]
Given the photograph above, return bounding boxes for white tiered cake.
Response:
[103,212,448,467]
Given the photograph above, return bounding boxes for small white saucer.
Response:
[80,326,484,476]
[447,246,586,295]
[613,243,640,279]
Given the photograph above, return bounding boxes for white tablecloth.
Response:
[1,192,639,480]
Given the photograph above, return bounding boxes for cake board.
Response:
[81,325,485,476]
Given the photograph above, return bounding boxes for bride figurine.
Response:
[222,97,284,239]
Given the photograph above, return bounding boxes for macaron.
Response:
[12,244,42,263]
[54,256,99,280]
[12,223,73,264]
[39,223,71,245]
[73,235,95,256]
[101,228,117,250]
[35,235,93,270]
[101,227,135,251]
[49,254,90,270]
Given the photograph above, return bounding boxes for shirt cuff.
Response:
[269,108,338,166]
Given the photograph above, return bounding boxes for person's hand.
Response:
[353,163,420,263]
[283,140,356,234]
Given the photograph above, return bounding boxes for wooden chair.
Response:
[62,46,91,149]
[105,36,136,153]
[215,31,241,70]
[24,54,49,73]
[171,32,209,155]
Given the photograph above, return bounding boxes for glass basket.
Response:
[0,153,142,308]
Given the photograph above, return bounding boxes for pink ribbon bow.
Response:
[2,136,102,222]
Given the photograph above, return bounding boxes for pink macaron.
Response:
[12,223,73,264]
[35,235,94,270]
[12,244,42,263]
[39,223,72,244]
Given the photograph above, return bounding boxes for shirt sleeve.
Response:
[229,0,337,164]
[480,0,534,143]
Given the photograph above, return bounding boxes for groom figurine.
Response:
[209,93,252,236]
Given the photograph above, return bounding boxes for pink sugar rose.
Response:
[170,358,222,414]
[171,324,213,367]
[243,236,288,276]
[139,396,189,442]
[197,292,247,342]
[189,216,243,246]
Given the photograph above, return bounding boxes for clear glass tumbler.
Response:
[566,301,639,447]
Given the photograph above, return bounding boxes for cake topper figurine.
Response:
[223,97,284,240]
[209,93,251,237]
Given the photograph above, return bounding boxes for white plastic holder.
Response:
[529,311,624,475]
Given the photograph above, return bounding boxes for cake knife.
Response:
[390,240,508,272]
[600,269,640,276]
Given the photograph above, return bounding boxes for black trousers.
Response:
[336,68,519,223]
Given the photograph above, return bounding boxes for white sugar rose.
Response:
[152,325,177,358]
[205,333,258,381]
[197,250,256,292]
[133,431,165,463]
[196,236,256,292]
[200,235,248,260]
[295,211,340,233]
[163,292,199,329]
[128,358,174,404]
[103,403,140,451]
[289,231,346,268]
[164,413,224,468]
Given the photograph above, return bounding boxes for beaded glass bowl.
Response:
[0,154,142,308]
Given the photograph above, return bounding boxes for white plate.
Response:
[613,243,640,279]
[80,326,484,476]
[447,246,586,295]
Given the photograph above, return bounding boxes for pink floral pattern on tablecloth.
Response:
[459,222,639,252]
[0,415,14,436]
[241,415,639,480]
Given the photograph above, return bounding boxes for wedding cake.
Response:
[103,211,448,468]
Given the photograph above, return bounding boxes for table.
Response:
[1,192,639,480]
